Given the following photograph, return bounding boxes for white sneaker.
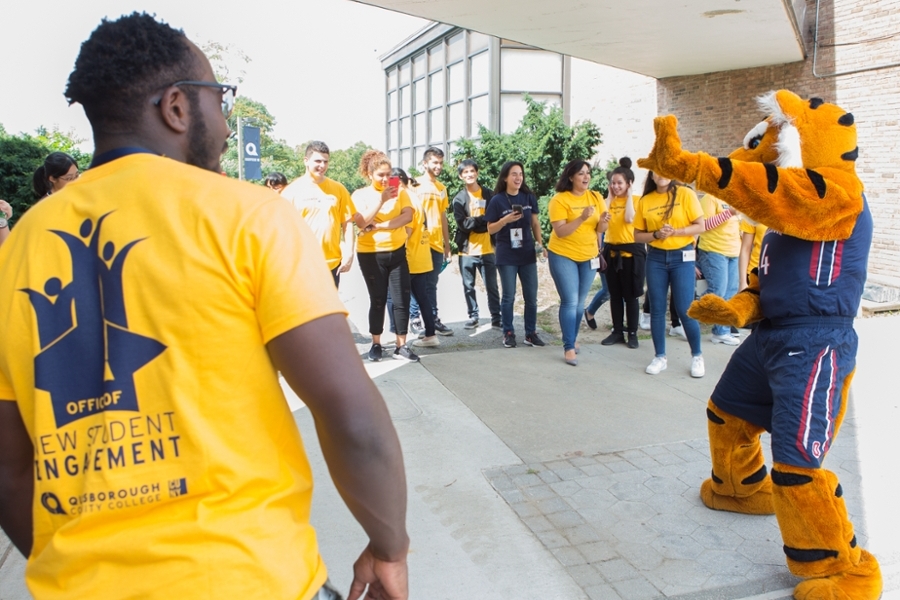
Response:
[668,325,687,340]
[711,333,740,346]
[413,336,441,348]
[691,356,705,378]
[639,313,651,330]
[646,356,667,375]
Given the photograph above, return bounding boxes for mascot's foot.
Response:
[793,549,882,600]
[700,478,774,515]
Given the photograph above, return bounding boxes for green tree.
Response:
[439,95,605,246]
[326,141,373,193]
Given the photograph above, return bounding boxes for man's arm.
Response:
[441,212,451,260]
[339,220,356,273]
[0,401,34,557]
[267,314,408,598]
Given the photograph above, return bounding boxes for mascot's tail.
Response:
[701,400,774,515]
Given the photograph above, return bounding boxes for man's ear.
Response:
[155,86,191,134]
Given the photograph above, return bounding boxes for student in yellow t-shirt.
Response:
[739,217,768,289]
[452,159,501,330]
[697,193,741,345]
[281,141,356,288]
[547,160,609,366]
[633,172,705,378]
[0,14,408,600]
[351,150,416,363]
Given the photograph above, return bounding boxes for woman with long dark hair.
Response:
[32,152,79,198]
[546,159,609,366]
[485,161,545,349]
[633,172,705,377]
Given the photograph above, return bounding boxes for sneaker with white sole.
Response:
[413,336,440,348]
[523,332,545,347]
[639,312,651,330]
[503,332,516,348]
[463,317,479,330]
[668,325,687,340]
[711,333,740,346]
[434,321,454,336]
[367,343,384,362]
[646,356,667,375]
[691,355,705,377]
[393,344,420,362]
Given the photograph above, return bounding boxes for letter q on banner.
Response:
[242,125,262,180]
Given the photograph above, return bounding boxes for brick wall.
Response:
[656,0,900,284]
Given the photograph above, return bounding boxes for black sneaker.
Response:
[601,332,625,346]
[524,332,545,347]
[367,343,383,362]
[463,317,479,330]
[393,344,420,362]
[434,320,454,336]
[491,318,502,330]
[503,332,516,348]
[626,332,639,349]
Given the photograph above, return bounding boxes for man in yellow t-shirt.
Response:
[281,141,356,288]
[452,159,501,330]
[411,147,453,336]
[697,193,742,345]
[0,14,408,600]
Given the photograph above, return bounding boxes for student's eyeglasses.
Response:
[155,81,238,119]
[59,172,80,182]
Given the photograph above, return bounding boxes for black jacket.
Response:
[452,184,493,255]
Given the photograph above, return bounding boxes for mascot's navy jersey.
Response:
[758,196,872,320]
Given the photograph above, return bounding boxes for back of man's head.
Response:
[65,13,200,134]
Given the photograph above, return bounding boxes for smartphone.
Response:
[387,176,400,198]
[512,204,523,215]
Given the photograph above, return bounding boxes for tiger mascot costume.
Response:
[639,89,882,599]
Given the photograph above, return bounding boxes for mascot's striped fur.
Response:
[640,90,882,600]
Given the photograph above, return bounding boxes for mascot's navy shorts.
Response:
[711,317,857,469]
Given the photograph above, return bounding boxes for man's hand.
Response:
[0,199,12,219]
[637,115,701,184]
[347,545,409,600]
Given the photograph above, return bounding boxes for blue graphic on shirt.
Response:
[23,213,166,428]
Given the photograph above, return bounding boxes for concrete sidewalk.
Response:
[1,260,897,599]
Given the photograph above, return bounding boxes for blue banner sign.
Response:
[242,126,261,180]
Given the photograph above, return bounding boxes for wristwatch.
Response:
[0,217,8,229]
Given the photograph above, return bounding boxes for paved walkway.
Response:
[1,260,897,599]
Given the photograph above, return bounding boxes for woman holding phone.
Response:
[351,150,417,362]
[633,172,705,377]
[547,160,609,366]
[485,161,545,349]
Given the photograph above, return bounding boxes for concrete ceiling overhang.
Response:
[356,0,806,78]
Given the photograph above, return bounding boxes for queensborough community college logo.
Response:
[23,213,166,428]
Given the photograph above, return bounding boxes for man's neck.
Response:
[424,169,438,183]
[465,181,480,193]
[308,172,326,184]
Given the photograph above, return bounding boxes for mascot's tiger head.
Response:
[729,90,859,175]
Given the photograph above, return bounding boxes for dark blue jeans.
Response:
[697,249,739,336]
[646,246,702,357]
[460,253,501,320]
[585,271,609,315]
[409,249,442,321]
[497,262,537,336]
[548,251,595,351]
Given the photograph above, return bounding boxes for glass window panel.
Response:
[388,91,397,120]
[500,49,563,92]
[399,61,411,86]
[414,113,427,146]
[390,150,399,167]
[400,85,410,117]
[413,80,426,113]
[469,31,490,54]
[390,120,399,150]
[448,63,465,103]
[428,43,444,71]
[388,68,398,90]
[415,146,426,165]
[447,32,464,64]
[448,141,458,157]
[400,117,411,147]
[429,108,444,143]
[470,52,489,97]
[470,95,489,137]
[448,102,465,142]
[401,149,412,171]
[501,94,527,134]
[429,72,444,108]
[413,53,426,79]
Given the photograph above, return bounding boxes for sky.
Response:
[0,0,428,151]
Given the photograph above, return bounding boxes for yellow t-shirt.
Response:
[351,186,412,253]
[605,195,638,256]
[462,187,493,257]
[698,194,740,257]
[406,193,433,275]
[0,154,345,600]
[547,190,607,262]
[281,175,355,270]
[633,186,703,250]
[740,218,769,274]
[413,177,448,253]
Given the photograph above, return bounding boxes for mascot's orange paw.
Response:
[793,550,882,600]
[688,295,741,327]
[700,478,775,515]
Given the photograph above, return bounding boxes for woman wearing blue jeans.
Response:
[547,160,609,365]
[485,162,546,350]
[633,172,706,377]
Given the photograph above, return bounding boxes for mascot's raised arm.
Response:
[640,90,881,600]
